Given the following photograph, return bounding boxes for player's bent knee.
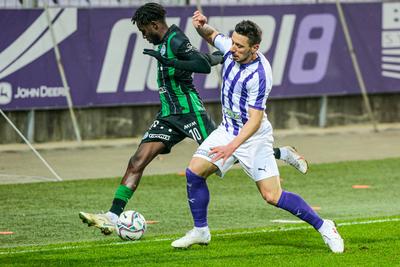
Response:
[188,157,217,178]
[259,188,282,205]
[263,193,279,205]
[256,176,282,205]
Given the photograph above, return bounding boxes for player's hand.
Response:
[211,51,224,64]
[209,144,235,165]
[192,10,207,29]
[202,50,223,66]
[212,51,224,57]
[143,49,174,66]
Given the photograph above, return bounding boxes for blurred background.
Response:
[0,0,399,182]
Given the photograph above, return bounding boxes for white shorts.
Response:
[193,123,280,182]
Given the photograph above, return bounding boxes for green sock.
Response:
[114,184,134,202]
[110,185,134,215]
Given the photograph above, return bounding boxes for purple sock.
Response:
[186,168,209,227]
[277,191,323,230]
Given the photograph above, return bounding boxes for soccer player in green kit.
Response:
[79,2,307,235]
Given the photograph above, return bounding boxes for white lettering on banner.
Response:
[0,82,12,105]
[1,12,339,103]
[96,19,152,93]
[382,3,400,30]
[273,15,296,86]
[14,87,39,98]
[382,3,400,79]
[98,14,337,94]
[96,18,180,93]
[14,86,66,99]
[40,85,66,97]
[289,14,336,84]
[0,8,77,80]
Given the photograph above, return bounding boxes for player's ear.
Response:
[251,43,259,54]
[151,21,158,30]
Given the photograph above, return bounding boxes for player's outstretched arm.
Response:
[192,10,219,46]
[202,51,224,66]
[143,48,212,73]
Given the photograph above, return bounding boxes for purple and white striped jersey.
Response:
[213,34,273,136]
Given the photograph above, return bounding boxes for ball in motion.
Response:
[116,210,147,241]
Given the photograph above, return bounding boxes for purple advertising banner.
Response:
[1,3,400,111]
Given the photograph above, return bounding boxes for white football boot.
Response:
[79,212,116,235]
[171,227,211,248]
[318,219,344,253]
[281,146,308,174]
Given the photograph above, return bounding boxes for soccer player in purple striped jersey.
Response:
[171,10,344,253]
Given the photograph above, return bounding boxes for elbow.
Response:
[193,65,211,74]
[198,60,212,73]
[204,58,212,73]
[203,65,211,74]
[251,118,262,132]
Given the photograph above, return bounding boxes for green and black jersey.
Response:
[156,25,206,117]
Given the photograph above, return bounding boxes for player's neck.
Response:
[159,24,170,41]
[241,53,258,65]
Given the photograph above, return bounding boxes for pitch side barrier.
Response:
[1,2,400,112]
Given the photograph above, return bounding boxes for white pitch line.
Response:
[270,219,304,224]
[1,217,399,255]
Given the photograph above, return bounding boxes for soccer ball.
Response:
[116,210,147,241]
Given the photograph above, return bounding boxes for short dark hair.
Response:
[131,2,166,27]
[234,20,262,46]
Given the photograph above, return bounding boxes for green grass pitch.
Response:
[1,158,400,266]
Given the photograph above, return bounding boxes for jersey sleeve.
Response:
[168,33,212,73]
[170,34,199,60]
[213,34,232,55]
[247,69,272,110]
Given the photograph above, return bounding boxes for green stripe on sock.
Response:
[114,185,133,202]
